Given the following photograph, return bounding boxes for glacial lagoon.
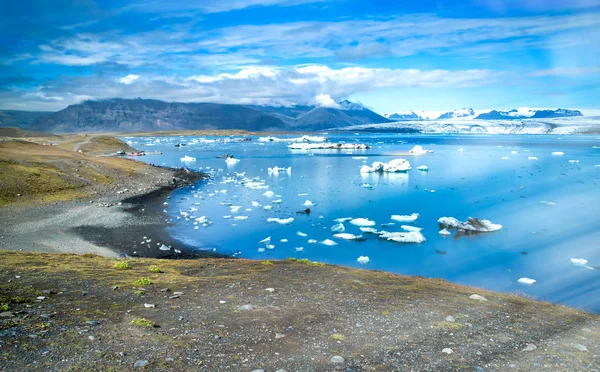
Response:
[126,134,600,312]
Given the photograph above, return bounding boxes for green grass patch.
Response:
[113,261,131,270]
[435,321,465,330]
[134,290,145,296]
[148,265,162,273]
[1,304,9,311]
[330,333,346,341]
[261,260,273,265]
[134,278,152,286]
[130,318,155,328]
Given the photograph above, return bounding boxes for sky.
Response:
[1,0,600,114]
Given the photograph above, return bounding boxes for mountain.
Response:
[30,98,390,133]
[0,110,53,128]
[385,111,422,120]
[475,108,582,120]
[436,108,475,119]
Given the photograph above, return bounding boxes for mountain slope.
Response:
[0,110,53,128]
[31,99,390,133]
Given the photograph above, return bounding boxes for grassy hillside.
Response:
[0,110,52,129]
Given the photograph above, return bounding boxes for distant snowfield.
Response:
[337,116,600,135]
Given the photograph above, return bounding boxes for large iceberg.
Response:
[378,231,426,244]
[349,218,376,227]
[289,143,371,150]
[360,159,411,173]
[408,145,433,155]
[390,213,419,222]
[438,217,502,232]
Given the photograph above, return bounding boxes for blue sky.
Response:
[1,0,599,113]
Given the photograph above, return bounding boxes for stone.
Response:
[236,304,254,311]
[572,344,588,352]
[265,288,275,293]
[445,316,455,322]
[88,335,96,341]
[173,292,184,295]
[275,333,286,339]
[275,369,287,372]
[469,294,487,301]
[251,370,265,372]
[331,356,345,363]
[40,313,54,318]
[522,343,537,352]
[85,320,99,326]
[0,311,14,318]
[442,348,454,355]
[144,303,156,308]
[134,360,149,368]
[474,367,485,372]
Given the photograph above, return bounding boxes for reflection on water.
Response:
[127,134,600,313]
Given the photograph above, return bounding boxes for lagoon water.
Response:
[127,134,600,312]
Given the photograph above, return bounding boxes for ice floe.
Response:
[570,258,596,270]
[357,256,370,264]
[417,165,429,171]
[308,239,317,244]
[268,166,291,173]
[230,206,242,213]
[333,233,363,241]
[330,223,345,233]
[289,143,370,150]
[378,231,426,244]
[349,218,376,227]
[297,231,308,237]
[295,247,304,252]
[568,160,579,163]
[360,159,411,173]
[263,190,275,197]
[539,201,556,206]
[438,217,502,232]
[267,217,294,225]
[401,225,423,232]
[259,135,327,143]
[259,236,271,244]
[334,217,353,223]
[263,205,273,211]
[518,278,536,285]
[359,227,380,234]
[408,145,433,155]
[439,228,451,236]
[391,213,419,223]
[225,157,240,164]
[180,155,196,163]
[233,216,248,220]
[321,239,338,246]
[304,200,315,206]
[528,156,538,160]
[551,151,565,156]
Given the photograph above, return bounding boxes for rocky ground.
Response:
[0,252,598,371]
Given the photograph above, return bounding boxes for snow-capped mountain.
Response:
[385,107,583,121]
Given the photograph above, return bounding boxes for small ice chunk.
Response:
[223,215,232,219]
[357,256,370,264]
[361,159,411,173]
[263,190,275,197]
[267,217,294,225]
[409,145,433,155]
[417,165,429,171]
[308,239,317,244]
[334,217,353,223]
[159,244,170,251]
[528,156,538,160]
[438,216,502,232]
[401,225,423,232]
[518,278,536,285]
[378,231,426,244]
[439,228,451,236]
[180,155,196,162]
[263,205,273,211]
[272,199,283,204]
[265,244,275,249]
[539,201,555,206]
[297,231,308,237]
[259,236,271,244]
[268,166,291,173]
[333,233,363,241]
[330,223,345,233]
[303,200,315,206]
[391,213,419,223]
[257,247,265,252]
[321,239,338,246]
[295,247,304,252]
[360,227,381,234]
[230,206,242,213]
[251,201,260,207]
[349,218,376,227]
[234,216,248,220]
[501,156,510,160]
[551,151,565,156]
[280,239,288,243]
[298,193,308,196]
[568,159,579,163]
[570,258,588,266]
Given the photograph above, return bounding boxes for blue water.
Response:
[126,134,600,313]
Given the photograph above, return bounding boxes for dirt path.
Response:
[0,252,597,371]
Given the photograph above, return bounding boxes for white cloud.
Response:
[119,74,140,84]
[530,67,600,77]
[314,94,340,108]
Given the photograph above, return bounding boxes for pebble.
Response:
[85,320,99,326]
[134,360,149,368]
[445,316,455,322]
[275,369,287,372]
[469,294,488,301]
[275,333,286,339]
[144,303,156,308]
[265,288,275,293]
[0,311,14,318]
[88,335,96,341]
[237,304,254,311]
[522,343,537,352]
[474,367,485,372]
[572,344,588,352]
[331,356,345,363]
[40,313,54,318]
[173,291,184,295]
[442,348,454,354]
[251,370,265,372]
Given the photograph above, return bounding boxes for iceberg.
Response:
[333,233,363,241]
[439,228,451,236]
[180,155,196,163]
[259,135,327,143]
[321,239,338,246]
[551,151,565,155]
[225,157,240,164]
[297,231,308,237]
[528,156,538,160]
[263,190,275,197]
[360,159,411,173]
[378,231,427,244]
[289,143,371,150]
[267,217,294,225]
[330,223,345,233]
[259,236,271,244]
[416,165,429,171]
[408,145,433,155]
[359,227,381,234]
[438,217,502,232]
[334,217,353,223]
[401,225,423,232]
[263,205,273,211]
[303,200,315,206]
[391,213,419,223]
[357,256,370,264]
[233,216,248,220]
[518,278,536,285]
[268,166,291,173]
[349,218,376,227]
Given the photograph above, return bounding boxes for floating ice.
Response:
[352,156,368,160]
[223,215,232,219]
[280,239,288,243]
[267,217,294,225]
[570,258,588,266]
[359,227,380,234]
[333,233,363,241]
[518,278,536,285]
[378,231,426,244]
[303,200,315,206]
[266,244,275,249]
[252,201,260,207]
[391,213,419,223]
[360,159,411,173]
[501,156,510,160]
[230,206,242,213]
[263,205,273,211]
[551,151,565,156]
[195,216,209,224]
[417,165,429,171]
[234,216,248,220]
[408,145,433,155]
[263,190,275,197]
[257,247,265,253]
[439,228,451,236]
[295,247,304,252]
[297,231,308,237]
[528,156,538,160]
[438,217,502,232]
[334,217,353,223]
[180,155,196,162]
[330,223,345,233]
[290,143,370,150]
[268,166,291,173]
[321,239,338,246]
[539,201,556,206]
[308,239,317,244]
[259,236,271,244]
[357,256,370,264]
[259,135,327,143]
[568,160,579,163]
[349,218,376,227]
[225,157,240,164]
[272,199,283,204]
[298,193,308,196]
[401,225,423,232]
